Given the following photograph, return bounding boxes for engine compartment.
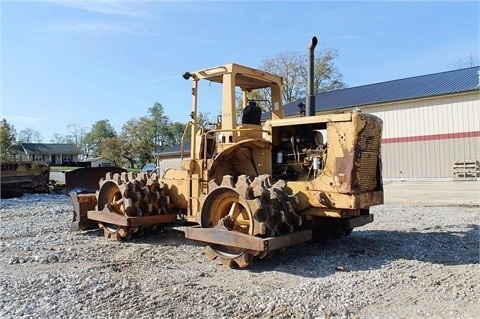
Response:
[271,122,328,182]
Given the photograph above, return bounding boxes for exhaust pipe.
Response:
[306,36,318,116]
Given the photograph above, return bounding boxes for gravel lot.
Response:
[0,181,479,319]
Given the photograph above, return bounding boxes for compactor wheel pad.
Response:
[200,174,301,268]
[96,172,169,240]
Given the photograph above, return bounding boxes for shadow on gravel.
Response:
[246,224,479,277]
[74,226,204,247]
[72,224,479,277]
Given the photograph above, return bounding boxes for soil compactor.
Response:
[71,38,384,268]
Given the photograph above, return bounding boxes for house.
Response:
[80,157,116,168]
[156,66,479,179]
[16,143,83,165]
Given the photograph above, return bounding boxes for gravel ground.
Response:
[0,186,479,319]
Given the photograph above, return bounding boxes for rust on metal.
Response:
[263,229,312,251]
[308,190,384,210]
[70,193,98,231]
[87,210,177,227]
[65,167,127,194]
[184,226,311,252]
[0,161,50,198]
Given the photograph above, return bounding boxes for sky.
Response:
[1,0,479,142]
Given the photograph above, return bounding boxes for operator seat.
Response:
[241,101,262,125]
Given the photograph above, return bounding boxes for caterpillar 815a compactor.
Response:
[72,37,384,267]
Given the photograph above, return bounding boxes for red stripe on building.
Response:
[382,131,480,144]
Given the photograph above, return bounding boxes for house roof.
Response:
[80,157,114,163]
[155,140,191,156]
[266,66,480,118]
[19,143,82,155]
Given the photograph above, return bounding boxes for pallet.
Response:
[453,160,479,181]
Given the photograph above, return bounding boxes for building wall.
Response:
[364,91,479,179]
[17,153,80,164]
[157,155,188,173]
[91,159,115,167]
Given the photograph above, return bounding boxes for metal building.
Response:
[283,66,480,179]
[155,142,191,173]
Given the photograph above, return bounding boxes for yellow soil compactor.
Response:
[70,37,383,267]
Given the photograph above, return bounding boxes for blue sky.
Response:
[2,0,479,142]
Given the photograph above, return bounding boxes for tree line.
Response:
[0,102,206,168]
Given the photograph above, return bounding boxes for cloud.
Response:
[138,75,181,85]
[37,1,163,37]
[3,115,48,124]
[337,35,365,40]
[39,0,154,18]
[44,21,152,36]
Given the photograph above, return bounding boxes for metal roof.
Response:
[155,141,191,156]
[19,143,82,155]
[279,66,479,117]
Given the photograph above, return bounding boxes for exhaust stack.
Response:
[306,36,318,116]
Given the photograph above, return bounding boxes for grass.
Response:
[50,166,79,172]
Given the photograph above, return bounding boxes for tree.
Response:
[196,112,213,129]
[17,127,43,143]
[100,137,124,167]
[81,120,117,157]
[67,123,87,146]
[168,121,187,146]
[119,117,155,168]
[147,102,171,151]
[453,51,480,69]
[0,119,17,161]
[259,46,345,104]
[50,133,75,144]
[180,112,213,142]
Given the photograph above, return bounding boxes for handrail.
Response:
[181,121,194,160]
[205,128,271,136]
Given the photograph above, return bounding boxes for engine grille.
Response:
[356,118,382,191]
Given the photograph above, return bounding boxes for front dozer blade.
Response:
[65,167,127,195]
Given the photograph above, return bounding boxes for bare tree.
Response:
[261,51,306,103]
[453,51,480,69]
[17,127,43,143]
[67,123,87,146]
[259,46,345,104]
[50,133,75,144]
